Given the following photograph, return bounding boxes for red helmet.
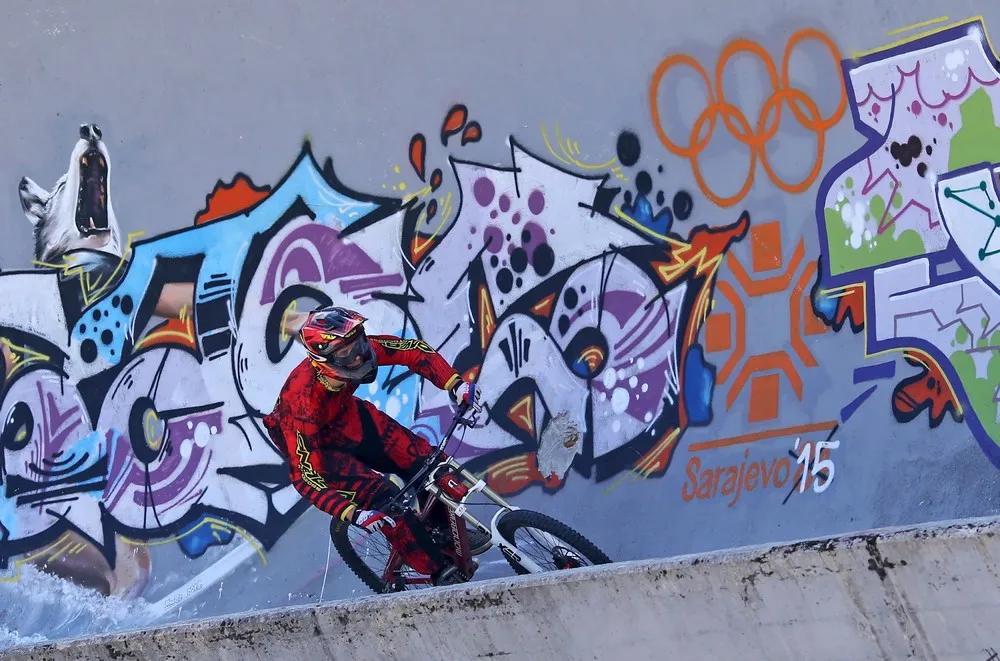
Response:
[298,306,378,384]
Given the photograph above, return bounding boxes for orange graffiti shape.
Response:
[706,221,827,423]
[649,28,847,207]
[194,173,272,225]
[485,454,562,494]
[477,284,496,351]
[892,350,962,428]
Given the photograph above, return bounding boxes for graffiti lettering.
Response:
[389,111,749,495]
[0,104,749,601]
[792,436,839,495]
[812,16,1000,470]
[681,448,792,506]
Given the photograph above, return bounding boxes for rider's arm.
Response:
[368,335,461,392]
[286,428,359,522]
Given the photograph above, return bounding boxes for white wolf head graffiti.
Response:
[18,124,123,264]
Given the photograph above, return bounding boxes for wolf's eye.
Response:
[1,402,33,452]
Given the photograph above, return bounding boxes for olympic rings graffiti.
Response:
[649,28,847,207]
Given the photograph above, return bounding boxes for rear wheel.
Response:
[496,509,611,575]
[330,517,434,594]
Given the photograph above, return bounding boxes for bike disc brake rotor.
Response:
[551,546,585,570]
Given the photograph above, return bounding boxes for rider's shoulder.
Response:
[272,360,321,399]
[288,358,317,379]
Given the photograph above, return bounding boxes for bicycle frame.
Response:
[378,403,547,588]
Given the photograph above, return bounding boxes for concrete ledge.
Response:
[8,515,1000,660]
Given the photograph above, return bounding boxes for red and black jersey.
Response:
[262,335,461,522]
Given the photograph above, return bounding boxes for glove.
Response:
[451,381,483,413]
[351,509,396,533]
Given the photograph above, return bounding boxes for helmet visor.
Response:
[314,329,372,371]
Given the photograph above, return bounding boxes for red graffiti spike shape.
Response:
[892,355,963,428]
[440,104,468,146]
[194,173,271,225]
[461,121,482,146]
[430,168,443,192]
[408,134,427,182]
[686,209,750,259]
[485,453,562,496]
[833,289,866,333]
[426,198,438,221]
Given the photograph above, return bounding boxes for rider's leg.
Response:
[352,398,438,473]
[367,488,452,576]
[354,402,492,556]
[315,451,449,576]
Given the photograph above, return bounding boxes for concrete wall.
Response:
[10,515,1000,661]
[5,0,1000,650]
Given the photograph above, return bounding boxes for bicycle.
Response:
[329,398,612,593]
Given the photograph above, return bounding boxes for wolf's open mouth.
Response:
[76,147,109,237]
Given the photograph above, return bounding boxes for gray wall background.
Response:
[4,0,1000,649]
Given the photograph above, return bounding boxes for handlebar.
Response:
[385,399,474,509]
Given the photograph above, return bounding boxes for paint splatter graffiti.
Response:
[812,17,1000,466]
[0,109,747,599]
[538,124,695,241]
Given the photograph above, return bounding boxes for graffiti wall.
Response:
[5,1,1000,650]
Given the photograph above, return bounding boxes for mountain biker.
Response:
[262,305,487,587]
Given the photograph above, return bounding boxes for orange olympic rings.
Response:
[649,28,847,208]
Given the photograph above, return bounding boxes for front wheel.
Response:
[330,517,433,594]
[496,509,611,575]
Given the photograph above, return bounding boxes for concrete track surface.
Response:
[6,515,1000,661]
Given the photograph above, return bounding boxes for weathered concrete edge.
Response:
[8,511,1000,656]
